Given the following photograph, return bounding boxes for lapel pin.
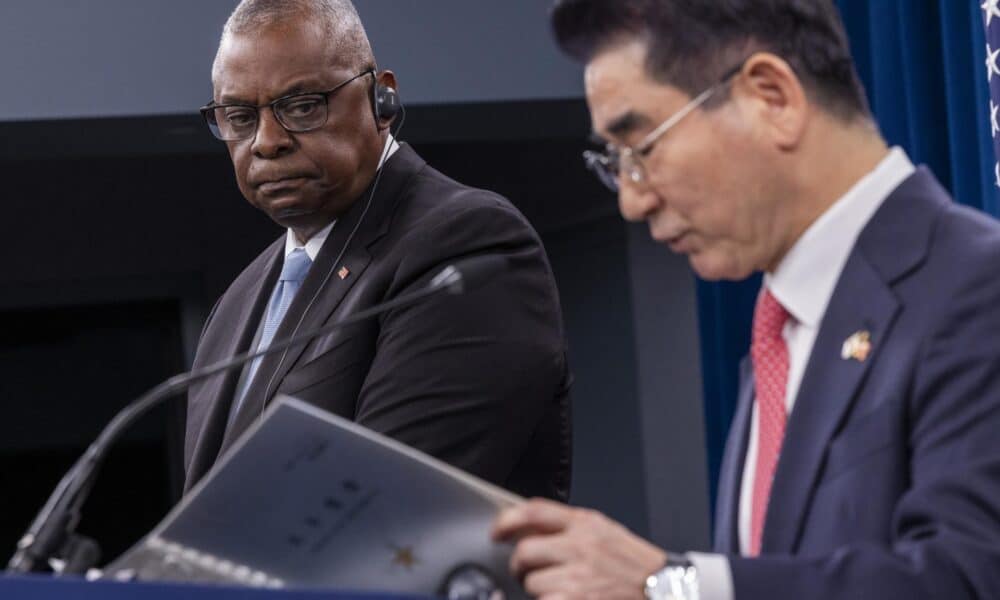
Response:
[841,330,872,362]
[337,266,350,280]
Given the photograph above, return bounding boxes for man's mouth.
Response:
[667,234,689,253]
[655,229,691,253]
[258,176,309,194]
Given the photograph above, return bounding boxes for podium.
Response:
[0,575,432,600]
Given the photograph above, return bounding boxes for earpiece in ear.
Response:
[374,84,401,123]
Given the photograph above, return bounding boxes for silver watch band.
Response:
[644,553,700,600]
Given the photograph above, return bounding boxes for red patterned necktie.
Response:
[749,288,790,556]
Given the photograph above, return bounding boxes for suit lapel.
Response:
[763,251,899,553]
[218,144,426,453]
[759,169,949,553]
[184,240,282,489]
[219,209,373,453]
[714,357,754,553]
[761,168,944,553]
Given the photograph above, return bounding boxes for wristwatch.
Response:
[643,553,700,600]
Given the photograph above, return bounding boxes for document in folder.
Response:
[105,395,526,598]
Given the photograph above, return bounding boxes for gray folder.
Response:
[105,396,525,599]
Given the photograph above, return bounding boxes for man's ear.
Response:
[373,70,400,130]
[732,52,809,150]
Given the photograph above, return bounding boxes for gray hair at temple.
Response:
[216,0,376,70]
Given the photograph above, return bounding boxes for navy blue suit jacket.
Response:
[713,169,1000,598]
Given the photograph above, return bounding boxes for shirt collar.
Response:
[765,147,915,328]
[380,133,400,166]
[284,220,333,260]
[282,134,400,259]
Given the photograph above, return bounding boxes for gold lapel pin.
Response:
[337,266,350,280]
[841,330,872,362]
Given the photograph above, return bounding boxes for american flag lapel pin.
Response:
[840,330,872,362]
[337,266,350,280]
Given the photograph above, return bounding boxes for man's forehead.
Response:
[584,45,657,141]
[214,27,337,70]
[584,41,688,143]
[212,27,348,101]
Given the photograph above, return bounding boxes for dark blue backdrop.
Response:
[697,0,999,508]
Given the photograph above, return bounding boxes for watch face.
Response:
[645,570,671,599]
[441,565,506,600]
[645,565,695,600]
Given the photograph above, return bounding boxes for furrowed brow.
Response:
[217,79,326,106]
[603,110,650,140]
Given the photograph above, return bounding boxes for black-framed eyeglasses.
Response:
[200,69,374,141]
[583,63,744,193]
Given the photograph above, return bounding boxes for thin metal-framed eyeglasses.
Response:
[583,63,743,192]
[200,69,374,141]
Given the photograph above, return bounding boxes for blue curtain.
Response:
[698,0,999,509]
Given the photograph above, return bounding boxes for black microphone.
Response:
[430,254,508,294]
[7,254,508,575]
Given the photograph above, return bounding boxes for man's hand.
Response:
[492,498,668,600]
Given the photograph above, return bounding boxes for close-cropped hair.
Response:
[220,0,375,70]
[551,0,871,120]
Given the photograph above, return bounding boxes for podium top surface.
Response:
[0,575,432,600]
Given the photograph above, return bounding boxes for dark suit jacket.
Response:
[714,169,1000,598]
[184,144,571,500]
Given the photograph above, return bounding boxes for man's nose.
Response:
[617,177,659,222]
[251,108,294,158]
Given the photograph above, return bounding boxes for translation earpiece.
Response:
[374,84,401,123]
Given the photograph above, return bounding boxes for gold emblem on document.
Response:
[390,544,419,570]
[337,266,351,280]
[841,330,872,362]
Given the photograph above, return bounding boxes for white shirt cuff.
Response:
[686,552,733,600]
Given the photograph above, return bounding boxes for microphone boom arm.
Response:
[7,266,466,575]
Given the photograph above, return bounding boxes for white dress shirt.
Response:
[688,147,915,600]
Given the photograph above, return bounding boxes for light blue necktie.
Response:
[230,248,313,421]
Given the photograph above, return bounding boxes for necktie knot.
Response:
[280,248,312,283]
[753,289,789,343]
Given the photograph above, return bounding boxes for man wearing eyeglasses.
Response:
[493,1,1000,599]
[183,0,571,503]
